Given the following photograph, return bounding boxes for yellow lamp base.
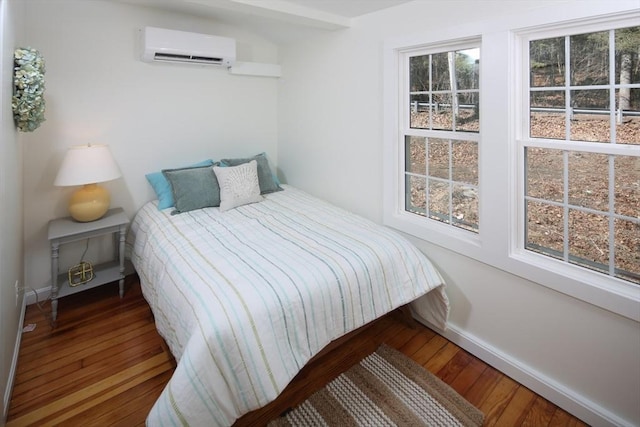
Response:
[68,183,110,222]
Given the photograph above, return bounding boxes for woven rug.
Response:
[269,344,484,427]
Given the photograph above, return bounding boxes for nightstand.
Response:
[48,207,129,322]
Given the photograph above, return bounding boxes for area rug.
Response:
[269,344,484,427]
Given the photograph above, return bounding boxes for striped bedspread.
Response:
[128,185,449,426]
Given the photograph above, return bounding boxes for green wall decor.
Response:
[12,47,46,132]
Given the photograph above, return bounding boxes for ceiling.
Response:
[113,0,414,43]
[268,0,414,18]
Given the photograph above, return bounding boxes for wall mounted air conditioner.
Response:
[141,27,236,66]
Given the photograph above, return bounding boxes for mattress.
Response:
[128,185,449,426]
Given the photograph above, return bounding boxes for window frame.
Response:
[402,41,481,234]
[385,37,484,255]
[383,8,640,322]
[514,16,640,308]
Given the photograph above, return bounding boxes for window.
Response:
[403,44,480,233]
[384,6,640,320]
[522,25,640,285]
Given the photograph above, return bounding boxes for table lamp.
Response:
[54,144,121,222]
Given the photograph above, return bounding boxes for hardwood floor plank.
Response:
[10,335,166,415]
[7,277,589,426]
[436,348,474,384]
[20,281,142,346]
[15,322,159,384]
[16,317,155,379]
[18,302,152,360]
[385,322,420,349]
[521,395,558,427]
[66,370,173,427]
[462,365,502,408]
[398,326,436,356]
[478,375,520,426]
[448,357,488,396]
[549,407,590,427]
[423,342,462,373]
[40,361,174,427]
[492,385,537,426]
[410,334,449,365]
[7,354,173,427]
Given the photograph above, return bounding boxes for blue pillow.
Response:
[146,159,214,210]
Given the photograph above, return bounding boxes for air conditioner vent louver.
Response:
[191,56,222,63]
[153,53,224,64]
[141,27,236,67]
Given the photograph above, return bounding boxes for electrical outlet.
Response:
[15,280,22,306]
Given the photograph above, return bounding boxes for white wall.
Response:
[0,0,25,422]
[21,0,280,292]
[12,0,639,425]
[277,1,640,426]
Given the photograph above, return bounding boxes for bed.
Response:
[128,184,449,426]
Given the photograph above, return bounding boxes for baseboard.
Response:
[25,286,51,306]
[414,316,634,427]
[3,296,26,423]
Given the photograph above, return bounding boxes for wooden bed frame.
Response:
[234,304,417,425]
[308,304,417,364]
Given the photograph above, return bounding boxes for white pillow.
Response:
[213,160,264,212]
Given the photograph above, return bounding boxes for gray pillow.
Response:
[162,165,220,214]
[220,152,282,194]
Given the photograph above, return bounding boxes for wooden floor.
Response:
[7,276,588,427]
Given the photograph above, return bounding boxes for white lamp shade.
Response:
[54,144,121,187]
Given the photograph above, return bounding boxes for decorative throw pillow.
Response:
[146,159,214,210]
[219,152,282,194]
[163,165,220,214]
[213,160,264,212]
